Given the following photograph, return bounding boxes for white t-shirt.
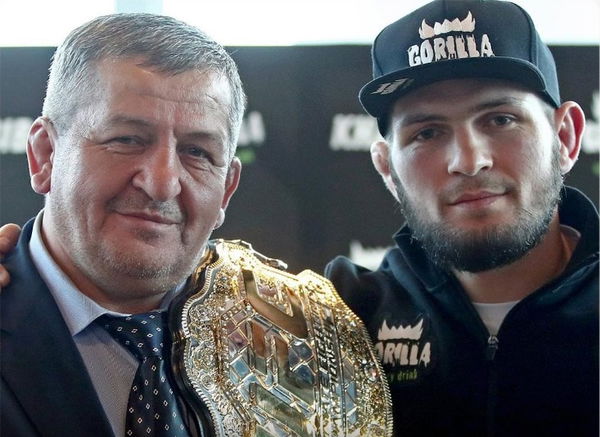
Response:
[472,300,520,335]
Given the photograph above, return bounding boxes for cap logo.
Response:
[371,78,414,95]
[418,11,475,38]
[408,11,494,67]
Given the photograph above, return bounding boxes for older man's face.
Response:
[36,59,240,311]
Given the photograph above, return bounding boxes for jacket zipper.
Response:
[486,335,499,437]
[486,335,499,361]
[448,277,502,437]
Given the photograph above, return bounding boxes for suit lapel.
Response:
[1,220,114,436]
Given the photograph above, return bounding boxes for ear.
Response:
[213,157,242,230]
[370,140,399,200]
[26,117,58,194]
[553,101,585,175]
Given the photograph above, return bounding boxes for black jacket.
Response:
[1,220,115,436]
[326,187,599,437]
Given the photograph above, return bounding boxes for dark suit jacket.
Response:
[1,219,115,436]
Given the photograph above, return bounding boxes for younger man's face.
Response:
[383,78,563,272]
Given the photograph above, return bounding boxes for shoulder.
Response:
[325,245,415,293]
[325,250,410,319]
[325,254,386,295]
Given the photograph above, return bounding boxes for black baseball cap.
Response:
[360,0,561,135]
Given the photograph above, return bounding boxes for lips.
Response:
[448,191,505,206]
[453,192,499,203]
[117,211,180,225]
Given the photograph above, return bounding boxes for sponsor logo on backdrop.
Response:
[582,90,599,176]
[375,317,434,384]
[236,111,266,164]
[0,117,33,154]
[348,240,390,270]
[238,111,266,147]
[583,90,599,154]
[329,114,381,151]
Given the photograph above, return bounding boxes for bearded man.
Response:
[326,1,598,436]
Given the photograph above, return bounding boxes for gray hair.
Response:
[42,13,246,159]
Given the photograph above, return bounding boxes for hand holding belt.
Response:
[169,240,392,437]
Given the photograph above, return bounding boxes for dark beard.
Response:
[392,147,563,273]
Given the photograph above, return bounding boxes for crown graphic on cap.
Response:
[419,11,475,38]
[359,0,561,135]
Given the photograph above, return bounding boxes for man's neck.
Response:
[453,214,579,304]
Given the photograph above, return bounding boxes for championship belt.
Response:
[170,240,392,437]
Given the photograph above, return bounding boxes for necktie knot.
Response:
[97,312,166,361]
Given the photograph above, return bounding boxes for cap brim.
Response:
[359,57,557,121]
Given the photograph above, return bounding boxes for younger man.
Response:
[327,1,598,436]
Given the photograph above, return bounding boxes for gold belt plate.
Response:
[171,240,392,437]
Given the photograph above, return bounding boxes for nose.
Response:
[132,144,182,201]
[447,126,493,176]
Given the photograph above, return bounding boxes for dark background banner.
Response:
[1,45,598,272]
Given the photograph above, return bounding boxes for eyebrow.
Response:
[102,115,227,144]
[103,115,154,129]
[180,130,226,146]
[471,96,527,112]
[396,113,446,128]
[394,96,528,130]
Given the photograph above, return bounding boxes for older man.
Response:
[0,14,390,437]
[326,1,598,436]
[1,13,242,437]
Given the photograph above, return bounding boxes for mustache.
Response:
[107,195,184,223]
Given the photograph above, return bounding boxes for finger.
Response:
[0,223,21,257]
[0,224,20,289]
[0,266,9,289]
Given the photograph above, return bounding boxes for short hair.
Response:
[42,13,246,160]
